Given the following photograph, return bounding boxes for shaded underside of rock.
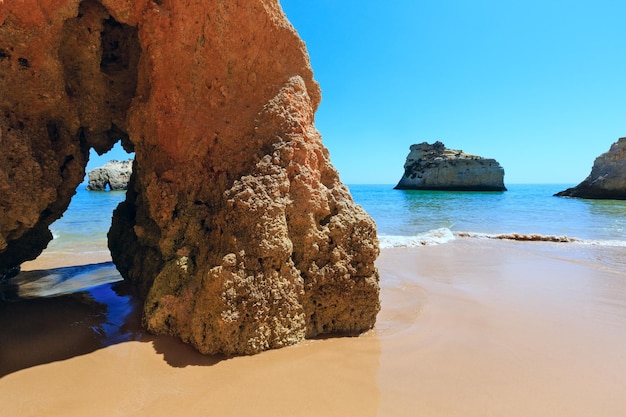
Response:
[395,141,506,191]
[0,0,380,355]
[555,138,626,200]
[87,159,133,191]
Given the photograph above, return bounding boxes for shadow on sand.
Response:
[0,263,224,377]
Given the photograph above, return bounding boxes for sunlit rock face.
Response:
[555,138,626,200]
[395,141,506,191]
[0,0,380,355]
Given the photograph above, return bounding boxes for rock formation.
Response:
[0,0,380,355]
[555,138,626,200]
[395,141,507,191]
[87,159,133,191]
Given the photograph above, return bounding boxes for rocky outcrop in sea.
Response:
[395,141,507,191]
[87,159,133,191]
[555,138,626,200]
[0,0,379,355]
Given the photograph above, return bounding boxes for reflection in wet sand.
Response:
[0,263,381,417]
[0,279,141,377]
[2,262,122,299]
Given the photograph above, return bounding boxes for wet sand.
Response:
[1,239,625,416]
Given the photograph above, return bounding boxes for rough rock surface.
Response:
[395,141,507,191]
[555,138,626,200]
[0,0,380,355]
[87,159,132,191]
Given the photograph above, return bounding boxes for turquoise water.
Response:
[45,183,626,256]
[45,188,127,256]
[348,184,626,246]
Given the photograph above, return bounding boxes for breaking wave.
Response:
[379,228,456,248]
[456,231,626,247]
[379,229,626,248]
[455,232,579,243]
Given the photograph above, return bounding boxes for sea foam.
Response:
[379,228,626,249]
[455,231,626,247]
[379,228,456,248]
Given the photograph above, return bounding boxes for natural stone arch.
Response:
[0,0,380,355]
[0,0,138,273]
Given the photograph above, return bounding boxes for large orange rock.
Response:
[0,0,380,354]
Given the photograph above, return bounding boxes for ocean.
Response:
[348,184,626,248]
[43,188,128,258]
[43,183,626,260]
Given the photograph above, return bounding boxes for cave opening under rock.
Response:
[0,0,141,278]
[59,0,140,256]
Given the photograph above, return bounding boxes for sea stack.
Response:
[0,0,380,355]
[555,138,626,200]
[395,141,506,191]
[87,159,133,191]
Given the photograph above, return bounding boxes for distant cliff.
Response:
[395,141,506,191]
[87,160,133,191]
[555,138,626,200]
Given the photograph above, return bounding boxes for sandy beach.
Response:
[2,239,625,417]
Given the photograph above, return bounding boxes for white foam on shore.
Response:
[456,231,579,243]
[379,228,456,248]
[455,231,626,247]
[379,229,626,249]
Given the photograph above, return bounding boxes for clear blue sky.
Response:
[90,0,626,185]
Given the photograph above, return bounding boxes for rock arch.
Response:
[0,0,137,272]
[0,0,380,355]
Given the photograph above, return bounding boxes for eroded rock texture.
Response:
[87,159,132,191]
[395,141,506,191]
[0,0,380,354]
[0,0,136,274]
[555,138,626,200]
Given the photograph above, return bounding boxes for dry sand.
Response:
[1,239,625,417]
